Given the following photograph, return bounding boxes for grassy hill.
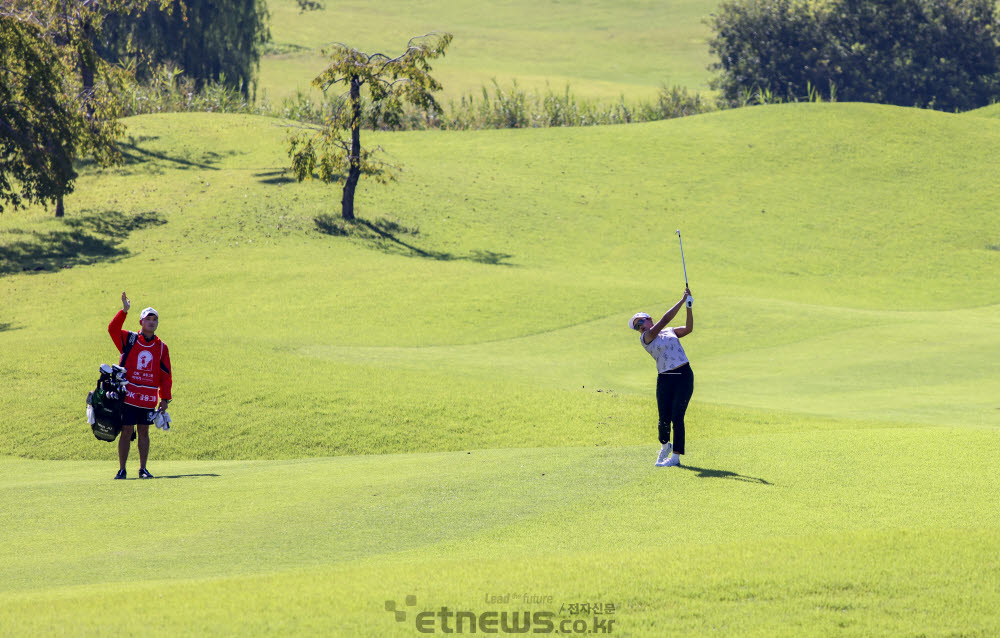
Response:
[1,103,998,635]
[260,0,720,102]
[1,103,997,460]
[965,102,1000,118]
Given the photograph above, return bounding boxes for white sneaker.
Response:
[663,454,681,467]
[655,443,673,466]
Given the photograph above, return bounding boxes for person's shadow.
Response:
[151,474,221,480]
[679,464,772,485]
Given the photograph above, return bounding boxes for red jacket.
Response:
[108,310,172,409]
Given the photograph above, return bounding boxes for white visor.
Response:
[629,312,651,330]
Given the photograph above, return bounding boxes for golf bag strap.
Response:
[119,332,138,367]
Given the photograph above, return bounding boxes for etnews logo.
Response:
[384,595,617,634]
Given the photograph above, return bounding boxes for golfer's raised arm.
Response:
[647,292,688,340]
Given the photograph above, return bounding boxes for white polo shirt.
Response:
[640,327,689,373]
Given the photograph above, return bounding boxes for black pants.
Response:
[656,363,693,453]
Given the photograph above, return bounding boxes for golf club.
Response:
[676,229,692,308]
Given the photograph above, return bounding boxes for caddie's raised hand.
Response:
[122,291,131,312]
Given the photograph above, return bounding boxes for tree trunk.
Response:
[55,195,64,218]
[341,75,362,221]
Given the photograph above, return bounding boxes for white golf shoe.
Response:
[655,443,673,466]
[663,454,681,467]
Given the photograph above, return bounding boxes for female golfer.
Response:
[630,287,693,467]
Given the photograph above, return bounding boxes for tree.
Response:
[708,0,831,104]
[287,33,453,221]
[708,0,1000,111]
[97,0,271,97]
[1,1,169,216]
[830,0,1000,110]
[0,16,77,214]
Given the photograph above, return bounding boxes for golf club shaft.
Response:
[677,231,688,285]
[676,230,692,307]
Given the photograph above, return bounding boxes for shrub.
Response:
[122,78,718,128]
[709,0,1000,111]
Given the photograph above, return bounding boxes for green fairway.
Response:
[1,102,998,634]
[259,0,719,103]
[2,428,999,636]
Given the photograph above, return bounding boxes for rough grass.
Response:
[259,0,720,103]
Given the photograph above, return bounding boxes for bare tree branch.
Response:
[372,48,422,77]
[373,77,413,90]
[277,122,324,131]
[406,32,444,49]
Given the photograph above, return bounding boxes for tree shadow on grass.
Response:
[679,464,773,485]
[119,137,225,171]
[76,136,228,176]
[254,170,296,185]
[0,210,166,276]
[314,214,515,266]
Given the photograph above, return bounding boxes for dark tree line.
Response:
[97,0,271,97]
[709,0,1000,111]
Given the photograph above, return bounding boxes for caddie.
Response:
[108,291,172,479]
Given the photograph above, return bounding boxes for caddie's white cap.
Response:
[140,307,159,320]
[629,312,651,330]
